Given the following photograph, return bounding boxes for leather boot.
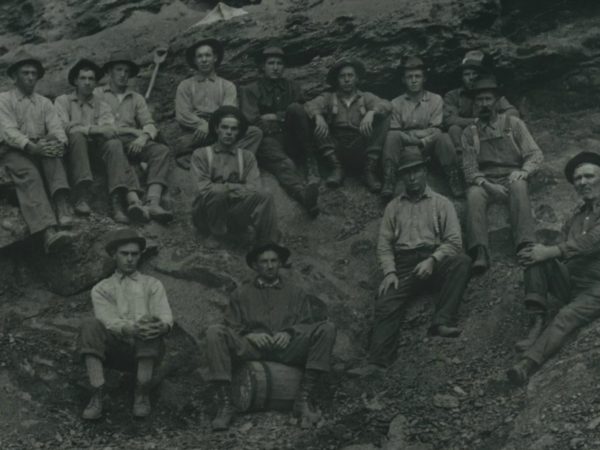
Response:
[471,245,489,276]
[380,160,396,201]
[211,382,235,431]
[324,152,343,188]
[515,313,545,352]
[73,185,92,216]
[446,165,465,198]
[364,159,381,193]
[145,197,173,224]
[54,191,73,227]
[303,182,320,218]
[294,369,322,429]
[110,192,130,224]
[133,383,151,418]
[127,200,150,223]
[507,358,537,386]
[43,227,74,254]
[82,385,104,420]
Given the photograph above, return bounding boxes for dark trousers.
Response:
[447,124,466,151]
[205,321,337,382]
[119,137,173,189]
[256,103,314,200]
[68,132,140,194]
[0,147,61,234]
[192,187,279,242]
[465,177,536,252]
[78,318,164,371]
[368,250,472,366]
[522,258,600,365]
[383,131,458,169]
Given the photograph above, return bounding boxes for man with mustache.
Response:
[508,152,600,384]
[461,76,543,275]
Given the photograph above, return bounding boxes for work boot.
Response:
[294,370,322,429]
[324,152,343,188]
[110,192,130,224]
[515,313,545,352]
[430,324,462,338]
[471,245,489,276]
[133,383,151,418]
[127,200,150,223]
[82,385,104,420]
[145,197,173,224]
[43,227,73,254]
[303,183,320,218]
[73,185,92,216]
[507,358,537,386]
[364,159,382,193]
[211,382,235,431]
[54,191,73,228]
[305,155,321,184]
[347,363,386,378]
[380,160,396,201]
[445,165,465,198]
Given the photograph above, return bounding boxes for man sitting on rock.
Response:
[508,152,600,385]
[79,228,173,419]
[96,51,173,223]
[382,57,463,200]
[461,75,543,275]
[348,148,472,378]
[0,55,74,253]
[190,106,279,243]
[205,241,337,430]
[54,59,148,224]
[304,58,390,192]
[239,46,319,217]
[175,38,262,166]
[443,50,519,154]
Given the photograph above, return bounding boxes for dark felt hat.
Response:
[564,151,600,184]
[326,58,365,87]
[258,46,286,64]
[7,56,45,79]
[103,50,140,77]
[246,241,291,268]
[104,228,146,255]
[68,59,104,86]
[397,146,429,173]
[208,106,249,140]
[468,75,501,96]
[402,56,426,72]
[186,38,224,69]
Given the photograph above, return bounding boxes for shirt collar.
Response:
[336,90,364,105]
[580,198,600,213]
[402,90,430,103]
[13,88,36,102]
[101,84,134,98]
[194,73,218,82]
[213,144,238,155]
[255,276,282,289]
[399,185,433,201]
[69,91,97,107]
[114,270,140,281]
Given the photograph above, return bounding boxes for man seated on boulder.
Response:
[304,58,390,192]
[508,152,600,385]
[461,75,543,275]
[239,46,319,217]
[175,38,262,166]
[79,228,173,419]
[348,148,472,377]
[443,50,519,154]
[96,51,173,223]
[0,55,74,253]
[205,241,336,430]
[190,106,279,243]
[382,57,463,200]
[54,59,148,224]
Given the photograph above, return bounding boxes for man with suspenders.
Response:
[190,106,279,243]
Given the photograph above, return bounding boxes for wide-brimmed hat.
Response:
[257,46,286,64]
[564,151,600,184]
[68,59,104,86]
[186,38,224,69]
[7,56,45,79]
[104,228,146,255]
[397,146,429,173]
[326,58,365,87]
[208,106,249,140]
[246,241,291,268]
[102,50,140,77]
[401,56,426,72]
[468,75,501,96]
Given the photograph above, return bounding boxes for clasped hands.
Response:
[123,315,169,341]
[246,331,291,350]
[481,170,528,201]
[28,138,65,158]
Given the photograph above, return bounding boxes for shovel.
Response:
[145,47,168,100]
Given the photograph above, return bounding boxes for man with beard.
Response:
[461,76,543,274]
[239,46,319,217]
[348,147,472,377]
[443,50,519,152]
[55,59,148,224]
[507,152,600,384]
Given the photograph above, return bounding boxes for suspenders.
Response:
[205,146,244,181]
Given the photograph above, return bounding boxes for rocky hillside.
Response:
[1,1,600,449]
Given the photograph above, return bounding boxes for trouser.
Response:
[205,321,337,381]
[447,124,466,151]
[0,147,69,234]
[176,125,263,156]
[78,318,165,371]
[192,187,279,242]
[383,130,458,169]
[368,250,472,366]
[521,258,600,365]
[67,132,140,194]
[465,176,536,252]
[256,103,314,200]
[119,136,173,190]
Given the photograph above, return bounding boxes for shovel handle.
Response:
[145,48,168,100]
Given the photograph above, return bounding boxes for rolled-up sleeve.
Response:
[377,201,399,276]
[0,94,30,150]
[431,197,462,262]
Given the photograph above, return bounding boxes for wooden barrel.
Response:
[231,361,303,412]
